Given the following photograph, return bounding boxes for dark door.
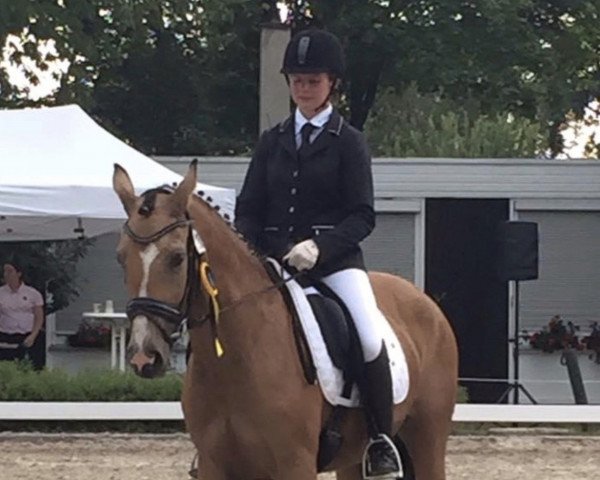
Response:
[425,199,509,403]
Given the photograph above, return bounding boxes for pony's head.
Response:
[113,161,206,377]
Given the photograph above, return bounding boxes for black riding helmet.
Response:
[281,29,345,77]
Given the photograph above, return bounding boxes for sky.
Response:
[2,35,68,101]
[559,101,599,159]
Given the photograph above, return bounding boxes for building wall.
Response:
[158,157,600,202]
[516,208,600,404]
[362,213,415,280]
[518,210,600,329]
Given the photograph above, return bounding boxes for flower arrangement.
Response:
[68,320,111,349]
[582,322,600,364]
[527,315,582,353]
[527,316,600,363]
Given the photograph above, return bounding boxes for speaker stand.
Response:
[497,280,537,404]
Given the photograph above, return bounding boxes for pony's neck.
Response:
[187,196,292,368]
[188,196,272,305]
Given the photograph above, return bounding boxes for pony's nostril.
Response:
[130,351,155,372]
[137,353,165,378]
[140,363,156,378]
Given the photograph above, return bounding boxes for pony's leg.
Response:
[194,463,227,480]
[400,406,452,480]
[281,467,318,480]
[274,455,318,480]
[336,464,362,480]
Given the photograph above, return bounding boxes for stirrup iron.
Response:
[188,452,198,479]
[361,434,403,480]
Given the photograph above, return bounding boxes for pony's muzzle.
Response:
[127,314,172,377]
[129,349,166,378]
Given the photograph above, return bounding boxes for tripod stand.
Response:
[497,280,537,404]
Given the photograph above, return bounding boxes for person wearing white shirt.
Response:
[0,260,44,363]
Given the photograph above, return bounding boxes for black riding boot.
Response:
[362,343,402,479]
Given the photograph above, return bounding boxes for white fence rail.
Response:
[1,403,600,423]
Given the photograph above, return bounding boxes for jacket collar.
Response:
[294,104,333,135]
[277,109,343,158]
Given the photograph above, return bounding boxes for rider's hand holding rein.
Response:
[283,239,320,271]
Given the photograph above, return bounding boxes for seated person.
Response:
[0,259,44,364]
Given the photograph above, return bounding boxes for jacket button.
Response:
[292,170,299,178]
[291,188,297,195]
[288,226,295,233]
[288,206,295,213]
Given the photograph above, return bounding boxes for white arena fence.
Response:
[1,403,600,423]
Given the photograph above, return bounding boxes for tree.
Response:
[2,1,598,156]
[0,0,264,154]
[285,0,600,155]
[365,85,547,157]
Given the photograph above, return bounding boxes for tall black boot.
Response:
[362,343,402,479]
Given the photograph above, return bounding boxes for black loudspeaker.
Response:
[496,221,539,281]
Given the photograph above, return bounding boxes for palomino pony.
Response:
[113,161,458,480]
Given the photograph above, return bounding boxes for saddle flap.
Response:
[264,258,409,408]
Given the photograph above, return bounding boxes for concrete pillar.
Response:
[260,23,291,134]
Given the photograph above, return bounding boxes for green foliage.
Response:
[288,1,600,155]
[0,361,182,401]
[1,1,598,156]
[0,240,91,313]
[0,0,264,154]
[365,86,547,157]
[457,385,468,404]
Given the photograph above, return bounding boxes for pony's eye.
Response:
[168,252,185,269]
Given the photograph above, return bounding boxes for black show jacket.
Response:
[235,109,375,277]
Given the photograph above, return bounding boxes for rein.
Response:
[218,267,305,315]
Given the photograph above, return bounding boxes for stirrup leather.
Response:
[361,434,403,480]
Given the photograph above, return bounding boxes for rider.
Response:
[235,28,401,477]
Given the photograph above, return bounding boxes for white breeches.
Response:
[306,268,385,362]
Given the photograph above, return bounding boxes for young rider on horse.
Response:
[235,29,402,477]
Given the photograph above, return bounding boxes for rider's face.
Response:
[289,73,333,118]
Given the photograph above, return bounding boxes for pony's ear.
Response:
[113,163,137,216]
[170,159,197,215]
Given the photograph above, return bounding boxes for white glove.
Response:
[283,239,320,271]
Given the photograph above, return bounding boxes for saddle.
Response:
[264,258,409,405]
[264,259,362,400]
[264,259,410,473]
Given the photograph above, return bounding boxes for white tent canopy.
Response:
[0,105,235,241]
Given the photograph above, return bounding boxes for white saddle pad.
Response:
[267,258,409,408]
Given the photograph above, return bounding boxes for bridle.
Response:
[122,192,307,358]
[123,219,198,327]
